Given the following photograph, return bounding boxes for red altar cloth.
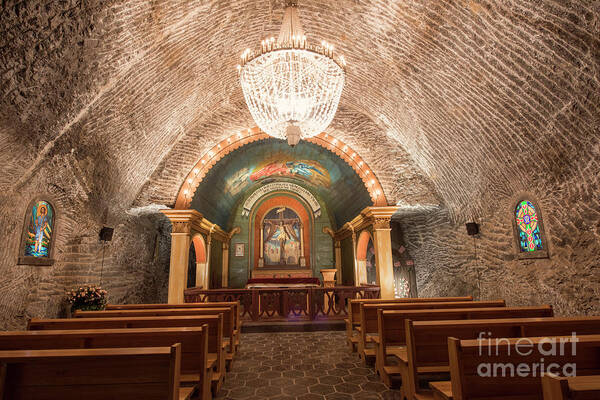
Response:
[246,277,321,286]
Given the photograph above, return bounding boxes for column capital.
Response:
[362,206,398,230]
[223,242,230,250]
[372,217,391,230]
[160,209,202,224]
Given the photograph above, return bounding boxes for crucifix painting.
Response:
[262,207,302,266]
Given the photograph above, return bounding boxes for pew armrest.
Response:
[429,381,453,400]
[389,346,407,363]
[180,386,195,400]
[207,354,217,369]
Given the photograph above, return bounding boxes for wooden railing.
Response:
[184,286,381,321]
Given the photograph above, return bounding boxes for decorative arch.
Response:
[189,234,207,288]
[175,128,387,208]
[251,194,312,271]
[511,195,549,259]
[191,234,207,263]
[356,230,376,285]
[18,197,57,266]
[356,230,373,261]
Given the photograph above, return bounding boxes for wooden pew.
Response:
[74,307,237,370]
[445,334,600,400]
[28,314,226,393]
[358,300,505,362]
[106,302,242,350]
[0,344,193,400]
[404,316,600,400]
[377,305,554,391]
[346,296,474,351]
[0,327,211,400]
[542,374,600,400]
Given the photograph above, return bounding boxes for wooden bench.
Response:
[74,307,237,370]
[445,334,600,400]
[345,296,474,352]
[106,302,242,351]
[0,326,211,400]
[542,374,600,400]
[0,344,193,400]
[28,314,226,393]
[358,300,505,363]
[405,316,600,400]
[376,305,554,393]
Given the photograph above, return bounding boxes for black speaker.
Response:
[465,222,479,236]
[99,227,114,242]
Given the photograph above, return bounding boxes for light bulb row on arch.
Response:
[176,129,386,209]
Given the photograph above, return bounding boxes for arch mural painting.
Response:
[225,156,331,196]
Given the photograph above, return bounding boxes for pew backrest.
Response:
[0,326,207,377]
[379,305,554,350]
[361,300,506,337]
[74,307,235,351]
[0,345,181,400]
[406,316,600,397]
[106,301,241,331]
[28,314,223,360]
[348,296,474,328]
[448,334,600,399]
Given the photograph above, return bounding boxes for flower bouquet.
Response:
[66,285,108,312]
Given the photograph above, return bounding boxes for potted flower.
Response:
[65,285,107,316]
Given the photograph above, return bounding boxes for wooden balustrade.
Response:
[184,286,381,321]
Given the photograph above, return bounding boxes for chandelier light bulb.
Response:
[239,2,345,144]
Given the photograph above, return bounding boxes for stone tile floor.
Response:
[215,331,403,400]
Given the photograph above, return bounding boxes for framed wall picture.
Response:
[18,198,57,266]
[235,243,244,257]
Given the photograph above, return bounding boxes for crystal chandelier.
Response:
[238,0,346,146]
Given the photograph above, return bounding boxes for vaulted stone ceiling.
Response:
[1,0,597,222]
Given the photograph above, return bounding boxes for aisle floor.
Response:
[215,331,403,400]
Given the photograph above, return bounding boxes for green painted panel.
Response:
[341,236,355,286]
[209,239,223,289]
[226,188,335,288]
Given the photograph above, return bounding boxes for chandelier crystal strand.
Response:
[239,1,345,144]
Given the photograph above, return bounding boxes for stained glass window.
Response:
[515,200,543,253]
[24,200,54,258]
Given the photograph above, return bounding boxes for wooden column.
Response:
[222,243,229,288]
[373,216,394,299]
[161,210,203,304]
[334,240,342,285]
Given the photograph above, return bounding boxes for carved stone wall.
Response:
[400,172,600,316]
[0,0,598,326]
[0,162,170,330]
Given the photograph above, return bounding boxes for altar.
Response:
[245,277,321,288]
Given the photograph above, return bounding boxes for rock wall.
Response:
[400,172,600,316]
[0,160,170,330]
